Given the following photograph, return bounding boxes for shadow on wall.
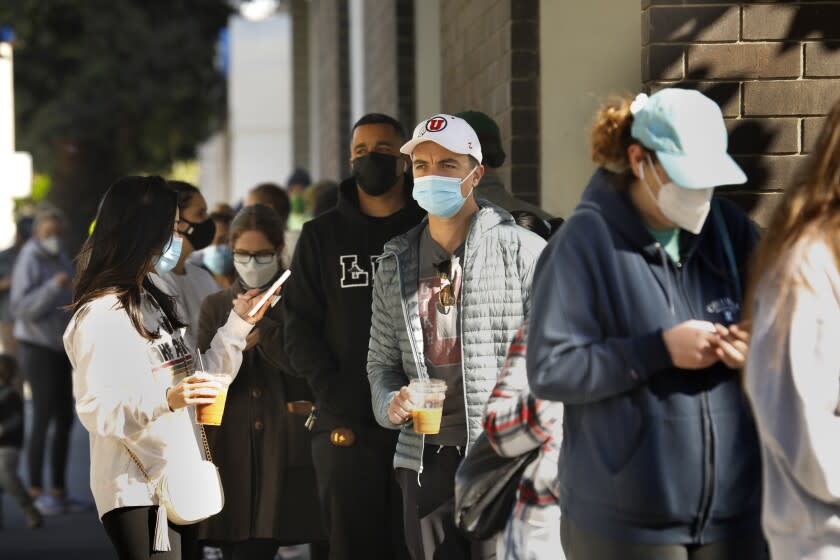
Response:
[643,3,840,217]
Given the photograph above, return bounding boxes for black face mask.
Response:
[179,217,216,251]
[352,153,401,196]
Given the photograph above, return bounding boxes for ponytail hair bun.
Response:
[590,95,636,173]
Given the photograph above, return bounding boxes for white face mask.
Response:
[234,257,279,289]
[640,156,713,235]
[40,236,61,255]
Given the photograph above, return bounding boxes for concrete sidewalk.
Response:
[1,402,313,560]
[1,407,112,559]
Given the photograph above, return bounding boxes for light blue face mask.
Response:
[202,244,233,276]
[412,167,478,219]
[153,235,183,275]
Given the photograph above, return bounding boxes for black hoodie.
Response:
[283,176,425,422]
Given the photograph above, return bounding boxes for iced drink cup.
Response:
[195,373,230,426]
[409,379,447,435]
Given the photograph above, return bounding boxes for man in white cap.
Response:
[367,114,546,559]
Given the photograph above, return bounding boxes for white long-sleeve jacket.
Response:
[63,290,250,519]
[745,237,840,560]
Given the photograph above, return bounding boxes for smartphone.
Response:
[248,270,292,317]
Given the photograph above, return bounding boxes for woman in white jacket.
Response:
[63,176,273,560]
[744,99,840,560]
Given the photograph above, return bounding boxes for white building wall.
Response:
[539,0,641,218]
[227,14,293,204]
[197,131,229,211]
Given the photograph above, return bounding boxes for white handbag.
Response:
[124,425,224,551]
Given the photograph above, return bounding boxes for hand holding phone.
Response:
[248,270,292,317]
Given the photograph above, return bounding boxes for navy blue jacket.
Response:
[527,169,762,545]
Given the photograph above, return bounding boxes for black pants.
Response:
[0,448,35,513]
[102,506,198,560]
[560,517,768,560]
[310,413,408,560]
[17,341,74,491]
[397,445,496,560]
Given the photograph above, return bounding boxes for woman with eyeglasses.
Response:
[63,176,272,560]
[196,204,327,560]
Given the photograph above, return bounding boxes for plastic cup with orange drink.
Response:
[195,372,230,426]
[409,379,447,435]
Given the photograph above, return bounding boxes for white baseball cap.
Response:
[400,114,483,164]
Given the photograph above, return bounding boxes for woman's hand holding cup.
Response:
[167,374,223,411]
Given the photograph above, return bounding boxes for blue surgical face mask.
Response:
[202,244,233,276]
[412,167,478,219]
[153,235,183,275]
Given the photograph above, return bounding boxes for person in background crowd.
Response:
[0,354,42,529]
[510,210,551,240]
[455,110,552,220]
[243,182,296,268]
[286,168,311,198]
[64,175,271,560]
[547,216,565,234]
[744,98,840,560]
[197,204,327,560]
[10,205,80,516]
[527,89,766,559]
[303,180,337,216]
[286,169,312,233]
[244,183,291,227]
[0,217,32,356]
[200,211,236,288]
[212,202,235,217]
[368,113,545,560]
[484,321,563,560]
[283,113,424,560]
[313,182,339,217]
[152,181,220,350]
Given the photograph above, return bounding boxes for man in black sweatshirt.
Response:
[283,113,424,559]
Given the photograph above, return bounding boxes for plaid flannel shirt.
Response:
[483,321,564,558]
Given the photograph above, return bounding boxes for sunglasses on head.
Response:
[434,259,457,312]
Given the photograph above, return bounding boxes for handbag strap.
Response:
[199,424,213,463]
[123,424,214,484]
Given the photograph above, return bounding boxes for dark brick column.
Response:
[396,0,416,134]
[291,0,311,172]
[352,0,415,145]
[440,0,541,205]
[309,0,350,182]
[642,1,840,223]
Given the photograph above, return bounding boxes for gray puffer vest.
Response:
[367,201,546,475]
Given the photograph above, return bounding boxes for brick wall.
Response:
[440,0,540,204]
[642,1,840,223]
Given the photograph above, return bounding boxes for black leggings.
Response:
[561,517,768,560]
[102,506,198,560]
[18,342,74,491]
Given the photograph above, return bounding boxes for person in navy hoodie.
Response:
[527,88,766,559]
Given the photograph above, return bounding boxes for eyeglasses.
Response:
[232,251,276,264]
[434,259,457,313]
